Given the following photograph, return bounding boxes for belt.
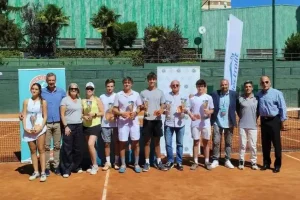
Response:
[47,121,60,124]
[261,115,278,120]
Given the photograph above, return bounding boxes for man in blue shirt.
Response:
[210,79,238,169]
[257,76,287,173]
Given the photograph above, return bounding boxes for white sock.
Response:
[157,158,161,164]
[205,158,209,164]
[106,156,110,164]
[115,156,119,164]
[145,159,150,164]
[194,157,198,164]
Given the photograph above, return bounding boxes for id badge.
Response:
[220,107,226,116]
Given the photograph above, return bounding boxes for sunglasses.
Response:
[261,81,269,84]
[86,87,94,91]
[70,88,78,91]
[171,84,179,88]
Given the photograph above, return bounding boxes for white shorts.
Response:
[118,123,140,142]
[191,126,211,140]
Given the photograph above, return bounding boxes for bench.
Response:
[214,49,225,60]
[246,49,277,59]
[57,38,76,49]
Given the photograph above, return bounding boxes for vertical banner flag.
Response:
[224,14,243,91]
[157,66,200,156]
[18,68,66,163]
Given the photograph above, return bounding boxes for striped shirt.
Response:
[257,88,287,121]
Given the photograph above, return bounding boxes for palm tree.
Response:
[90,5,120,55]
[37,4,69,55]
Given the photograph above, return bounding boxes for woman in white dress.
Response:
[22,83,47,182]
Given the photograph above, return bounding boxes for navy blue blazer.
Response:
[210,90,238,127]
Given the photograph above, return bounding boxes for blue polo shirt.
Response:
[42,87,66,123]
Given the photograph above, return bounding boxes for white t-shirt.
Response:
[189,93,214,128]
[114,90,142,126]
[100,93,117,128]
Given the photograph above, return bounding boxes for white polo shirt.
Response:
[164,92,188,128]
[100,93,117,128]
[189,93,214,128]
[114,90,142,126]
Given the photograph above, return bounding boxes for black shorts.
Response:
[83,124,101,136]
[143,119,163,138]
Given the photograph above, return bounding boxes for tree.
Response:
[0,0,26,48]
[284,33,300,61]
[108,22,138,55]
[90,5,120,55]
[143,24,184,63]
[36,4,69,55]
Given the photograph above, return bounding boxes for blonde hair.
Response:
[67,83,80,99]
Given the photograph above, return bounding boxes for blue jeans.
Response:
[164,126,185,164]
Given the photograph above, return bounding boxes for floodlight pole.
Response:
[272,0,276,88]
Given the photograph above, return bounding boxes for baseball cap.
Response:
[86,82,95,88]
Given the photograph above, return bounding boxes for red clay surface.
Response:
[0,153,300,200]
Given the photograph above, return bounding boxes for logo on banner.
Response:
[29,75,47,90]
[229,53,239,90]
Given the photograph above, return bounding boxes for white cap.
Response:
[86,82,95,88]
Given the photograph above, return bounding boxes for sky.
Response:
[232,0,300,8]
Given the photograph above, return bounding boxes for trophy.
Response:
[165,100,172,120]
[128,101,134,119]
[180,98,187,119]
[143,98,150,117]
[203,100,209,119]
[30,112,37,131]
[86,100,92,113]
[106,103,115,122]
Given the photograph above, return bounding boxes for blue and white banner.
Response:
[18,68,66,163]
[224,14,243,91]
[157,66,200,156]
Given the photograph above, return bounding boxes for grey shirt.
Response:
[140,88,165,120]
[60,96,83,124]
[237,94,258,129]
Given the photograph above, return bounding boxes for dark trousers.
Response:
[60,123,84,175]
[261,115,282,168]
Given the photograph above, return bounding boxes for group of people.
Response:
[20,71,287,182]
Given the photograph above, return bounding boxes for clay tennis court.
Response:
[0,112,300,200]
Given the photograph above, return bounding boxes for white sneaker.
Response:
[238,160,244,170]
[90,165,99,175]
[225,160,235,169]
[102,162,111,171]
[40,173,47,182]
[63,174,69,178]
[252,164,259,170]
[29,172,40,181]
[210,160,219,169]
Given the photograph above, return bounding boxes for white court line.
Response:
[101,169,110,200]
[281,136,300,143]
[284,154,300,162]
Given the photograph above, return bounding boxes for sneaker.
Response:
[210,160,219,169]
[45,169,51,177]
[252,163,259,170]
[29,172,40,181]
[143,163,150,172]
[134,164,141,173]
[157,161,167,171]
[54,168,61,175]
[165,162,174,170]
[225,160,235,169]
[86,167,92,173]
[90,165,99,175]
[190,163,199,170]
[205,162,212,170]
[114,163,120,170]
[119,165,126,173]
[238,160,244,170]
[40,173,47,182]
[63,174,69,178]
[74,168,83,173]
[102,162,112,171]
[176,163,183,171]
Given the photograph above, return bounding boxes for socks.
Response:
[157,158,161,164]
[145,158,150,164]
[135,157,139,165]
[194,157,198,164]
[121,157,126,166]
[205,158,209,164]
[106,156,110,164]
[115,156,119,164]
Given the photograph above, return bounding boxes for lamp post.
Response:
[272,0,276,88]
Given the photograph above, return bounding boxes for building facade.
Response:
[202,0,231,10]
